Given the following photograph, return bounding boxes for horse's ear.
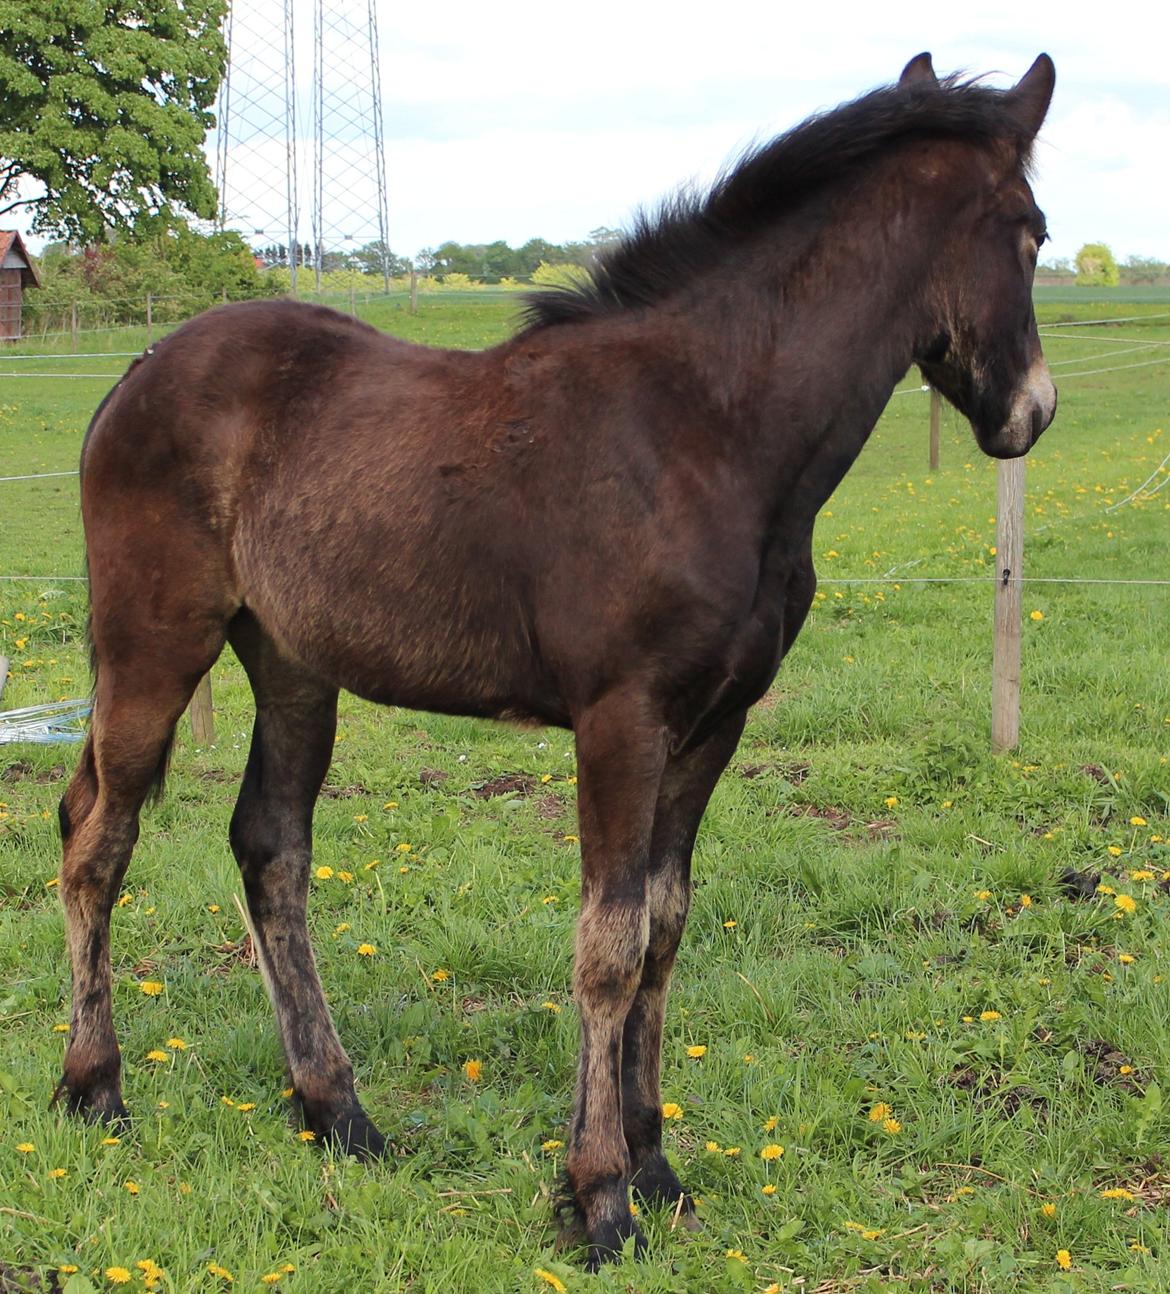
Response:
[899,53,937,86]
[1005,54,1055,138]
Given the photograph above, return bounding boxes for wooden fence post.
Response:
[349,282,357,317]
[188,674,216,745]
[70,301,79,353]
[929,387,941,471]
[409,270,418,315]
[145,293,153,345]
[991,456,1025,752]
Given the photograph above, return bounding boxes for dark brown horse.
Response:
[56,53,1055,1266]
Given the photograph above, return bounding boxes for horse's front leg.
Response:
[565,687,667,1269]
[623,712,747,1219]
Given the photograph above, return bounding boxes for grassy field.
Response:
[1,293,1169,1294]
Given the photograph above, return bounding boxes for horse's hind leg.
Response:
[623,712,746,1218]
[56,647,222,1122]
[227,611,384,1158]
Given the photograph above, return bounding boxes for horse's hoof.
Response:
[52,1075,130,1129]
[584,1213,647,1270]
[320,1109,387,1160]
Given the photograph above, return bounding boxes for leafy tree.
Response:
[0,0,227,241]
[352,240,412,278]
[1075,242,1119,287]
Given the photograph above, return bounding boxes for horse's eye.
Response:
[1035,231,1048,249]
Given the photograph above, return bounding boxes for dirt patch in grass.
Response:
[1059,868,1102,900]
[944,1065,1048,1116]
[418,767,449,786]
[738,760,811,783]
[471,773,536,799]
[320,782,372,799]
[2,760,66,783]
[207,935,257,974]
[783,803,897,840]
[1078,1039,1145,1092]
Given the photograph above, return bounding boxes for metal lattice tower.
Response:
[214,0,300,292]
[312,0,392,290]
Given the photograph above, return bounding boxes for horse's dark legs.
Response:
[227,613,384,1158]
[56,650,220,1122]
[624,712,746,1217]
[564,688,667,1268]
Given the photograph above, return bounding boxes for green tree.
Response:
[1075,242,1119,287]
[0,0,227,241]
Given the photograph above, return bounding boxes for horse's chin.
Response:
[973,362,1057,459]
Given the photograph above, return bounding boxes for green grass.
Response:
[1,294,1169,1293]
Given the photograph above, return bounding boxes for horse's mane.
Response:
[520,76,1035,332]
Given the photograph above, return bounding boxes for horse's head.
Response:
[908,53,1057,458]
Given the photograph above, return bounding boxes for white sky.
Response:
[239,0,1164,267]
[14,0,1168,265]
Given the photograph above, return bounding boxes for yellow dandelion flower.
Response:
[1119,1064,1134,1075]
[882,1118,902,1135]
[101,1136,120,1145]
[686,1045,707,1058]
[726,1249,747,1262]
[763,1286,781,1294]
[974,889,992,900]
[334,923,351,935]
[867,1103,892,1123]
[661,1102,683,1120]
[1100,1187,1136,1200]
[58,1267,79,1275]
[979,1010,1002,1022]
[398,865,409,873]
[541,1139,563,1152]
[1116,894,1137,914]
[722,919,737,928]
[760,1143,784,1160]
[16,1142,36,1154]
[236,1103,256,1112]
[145,1049,170,1063]
[260,1275,282,1285]
[357,943,376,957]
[1019,894,1033,908]
[562,834,579,843]
[280,1087,294,1099]
[540,774,553,784]
[48,1167,66,1179]
[705,1141,722,1152]
[207,1263,234,1281]
[396,842,412,853]
[1119,954,1136,965]
[1131,816,1148,827]
[208,903,221,913]
[106,1268,132,1284]
[315,866,334,879]
[763,1116,778,1132]
[1056,1249,1071,1270]
[1029,610,1044,622]
[1041,1202,1056,1218]
[337,870,354,883]
[542,894,559,904]
[139,981,163,996]
[463,1058,482,1082]
[281,1266,295,1274]
[157,1101,169,1109]
[220,1096,236,1107]
[861,1228,883,1241]
[534,1270,567,1294]
[761,1183,777,1195]
[384,801,398,810]
[884,796,899,808]
[136,1261,163,1278]
[1131,870,1154,882]
[1108,845,1123,857]
[723,1146,741,1157]
[742,1054,755,1064]
[1130,1241,1151,1254]
[52,1022,70,1033]
[297,1131,316,1142]
[628,1201,638,1216]
[431,968,449,982]
[124,1180,139,1194]
[353,813,367,822]
[165,1037,187,1050]
[541,1001,561,1013]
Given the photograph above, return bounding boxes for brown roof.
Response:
[0,231,40,288]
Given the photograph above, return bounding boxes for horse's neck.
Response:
[668,216,933,528]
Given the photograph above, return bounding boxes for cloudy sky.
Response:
[221,0,1167,266]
